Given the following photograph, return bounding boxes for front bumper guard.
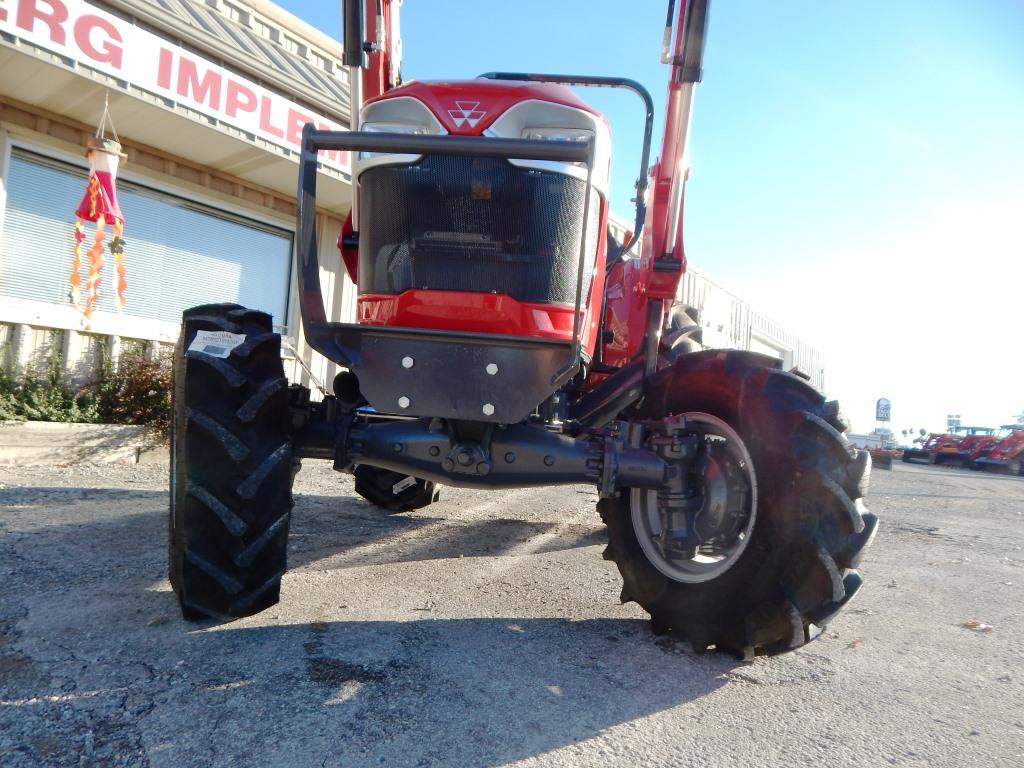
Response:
[295,126,596,423]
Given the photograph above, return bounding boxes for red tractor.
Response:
[975,430,1024,475]
[903,427,997,468]
[901,432,963,465]
[958,433,1001,469]
[167,0,876,657]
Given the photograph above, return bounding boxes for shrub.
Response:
[0,339,172,444]
[0,347,100,424]
[96,350,173,442]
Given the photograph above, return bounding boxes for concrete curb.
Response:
[0,420,166,466]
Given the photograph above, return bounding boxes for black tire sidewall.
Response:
[607,351,834,639]
[169,305,292,618]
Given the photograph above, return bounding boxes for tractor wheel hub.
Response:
[631,412,757,583]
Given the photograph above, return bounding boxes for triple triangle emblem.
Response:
[448,101,487,128]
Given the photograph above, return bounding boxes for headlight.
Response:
[521,127,595,143]
[485,101,610,193]
[362,121,430,135]
[359,122,431,160]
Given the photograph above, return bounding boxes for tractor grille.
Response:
[358,155,597,305]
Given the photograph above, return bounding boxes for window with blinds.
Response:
[0,149,292,326]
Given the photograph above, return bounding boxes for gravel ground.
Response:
[1,459,1022,767]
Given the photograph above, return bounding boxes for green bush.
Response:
[0,339,172,443]
[96,350,173,441]
[0,342,101,424]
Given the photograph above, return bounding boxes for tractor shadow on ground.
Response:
[152,616,735,766]
[0,485,166,512]
[0,485,738,767]
[4,607,737,767]
[0,482,606,575]
[288,490,607,573]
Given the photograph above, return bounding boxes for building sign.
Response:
[0,0,350,174]
[875,398,891,422]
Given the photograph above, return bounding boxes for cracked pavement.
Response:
[1,460,1022,767]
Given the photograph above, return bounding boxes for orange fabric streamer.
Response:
[84,215,106,322]
[70,219,86,309]
[88,171,101,217]
[111,219,127,312]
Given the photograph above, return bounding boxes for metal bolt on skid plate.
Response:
[166,0,877,658]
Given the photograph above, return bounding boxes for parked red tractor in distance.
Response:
[902,433,964,465]
[957,433,1001,469]
[975,430,1024,475]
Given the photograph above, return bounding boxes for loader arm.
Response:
[343,0,402,118]
[643,0,711,301]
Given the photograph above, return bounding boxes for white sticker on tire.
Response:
[392,475,417,494]
[188,330,246,359]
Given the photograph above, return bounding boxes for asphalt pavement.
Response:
[1,459,1022,767]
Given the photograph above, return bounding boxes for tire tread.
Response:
[169,305,293,621]
[602,349,876,658]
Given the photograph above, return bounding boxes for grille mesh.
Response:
[358,155,596,305]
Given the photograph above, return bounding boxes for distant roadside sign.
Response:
[876,398,891,421]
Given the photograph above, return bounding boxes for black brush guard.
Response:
[296,124,596,423]
[292,124,676,493]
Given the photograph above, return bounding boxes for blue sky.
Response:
[278,0,1024,435]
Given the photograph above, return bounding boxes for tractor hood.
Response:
[363,78,605,135]
[357,78,613,197]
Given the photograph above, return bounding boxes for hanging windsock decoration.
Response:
[71,97,127,324]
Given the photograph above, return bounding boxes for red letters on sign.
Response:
[16,1,123,70]
[225,80,257,118]
[259,95,284,139]
[157,48,173,89]
[176,59,222,110]
[4,0,347,170]
[16,0,69,44]
[73,14,123,68]
[286,108,314,147]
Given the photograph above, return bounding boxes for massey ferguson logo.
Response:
[448,101,487,128]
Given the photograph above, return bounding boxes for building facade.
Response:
[0,0,354,391]
[1,0,823,395]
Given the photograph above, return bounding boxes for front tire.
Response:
[600,350,877,657]
[169,304,294,620]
